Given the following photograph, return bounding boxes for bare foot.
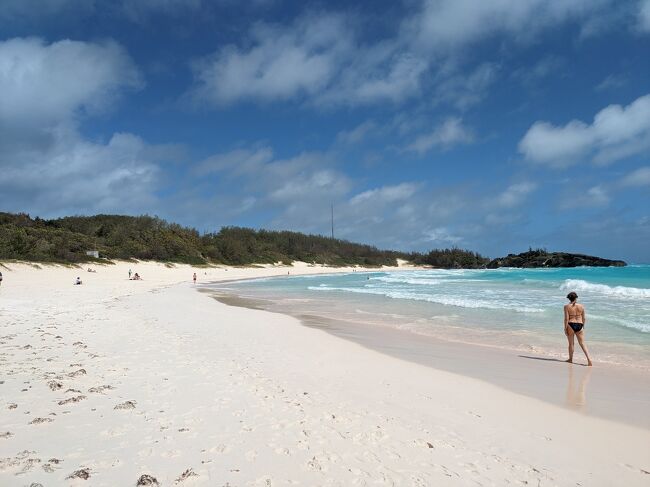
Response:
[565,359,573,363]
[587,361,593,366]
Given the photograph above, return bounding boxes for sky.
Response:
[1,0,649,262]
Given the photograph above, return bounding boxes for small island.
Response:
[487,249,626,268]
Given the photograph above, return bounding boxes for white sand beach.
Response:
[1,261,649,486]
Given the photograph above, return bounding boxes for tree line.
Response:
[0,212,490,268]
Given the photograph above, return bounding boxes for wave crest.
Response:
[560,279,650,298]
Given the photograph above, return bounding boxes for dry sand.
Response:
[1,261,648,486]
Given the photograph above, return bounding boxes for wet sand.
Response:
[213,292,650,429]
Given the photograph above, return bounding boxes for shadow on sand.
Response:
[518,355,588,366]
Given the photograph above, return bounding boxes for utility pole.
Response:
[331,203,334,239]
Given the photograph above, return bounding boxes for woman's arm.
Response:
[564,306,569,334]
[582,306,586,326]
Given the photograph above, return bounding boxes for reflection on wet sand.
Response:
[566,365,593,412]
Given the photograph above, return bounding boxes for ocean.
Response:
[212,265,650,369]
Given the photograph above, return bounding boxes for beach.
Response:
[1,261,649,486]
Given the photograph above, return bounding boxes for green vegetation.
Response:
[0,212,490,268]
[409,248,490,268]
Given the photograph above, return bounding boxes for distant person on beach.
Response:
[74,277,82,285]
[132,273,141,280]
[564,291,593,366]
[128,268,132,279]
[193,272,197,284]
[0,271,3,286]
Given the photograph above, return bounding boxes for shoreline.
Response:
[1,261,649,485]
[208,289,650,429]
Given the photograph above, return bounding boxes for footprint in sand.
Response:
[208,444,231,454]
[66,467,91,480]
[29,417,54,425]
[58,395,86,405]
[114,400,136,410]
[67,369,87,378]
[175,468,199,483]
[88,384,115,394]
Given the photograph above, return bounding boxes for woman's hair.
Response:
[566,291,578,302]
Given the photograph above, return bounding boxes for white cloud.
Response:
[519,93,650,167]
[0,37,141,128]
[350,183,419,206]
[639,0,650,31]
[513,55,564,87]
[559,185,610,209]
[0,128,163,216]
[195,147,274,176]
[594,73,628,92]
[434,62,499,109]
[407,117,473,154]
[619,166,650,187]
[0,37,161,217]
[422,227,463,245]
[412,0,611,50]
[269,169,351,202]
[336,121,377,145]
[190,14,353,105]
[496,182,537,208]
[187,1,622,109]
[189,12,430,107]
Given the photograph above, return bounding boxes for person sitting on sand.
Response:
[74,277,82,285]
[564,291,593,366]
[132,273,141,280]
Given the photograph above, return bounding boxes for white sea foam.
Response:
[560,279,650,298]
[371,276,443,285]
[307,286,544,312]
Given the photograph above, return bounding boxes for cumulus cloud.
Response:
[187,0,621,109]
[190,14,353,105]
[407,118,473,154]
[519,93,650,167]
[0,128,164,216]
[0,37,141,128]
[188,11,431,107]
[0,37,164,217]
[412,0,611,50]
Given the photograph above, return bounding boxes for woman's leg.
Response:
[566,328,575,363]
[576,331,593,366]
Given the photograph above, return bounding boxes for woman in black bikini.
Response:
[563,291,593,366]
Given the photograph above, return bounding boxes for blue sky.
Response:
[1,0,649,262]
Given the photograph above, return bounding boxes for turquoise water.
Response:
[216,266,650,368]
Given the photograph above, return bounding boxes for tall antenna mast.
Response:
[331,203,334,239]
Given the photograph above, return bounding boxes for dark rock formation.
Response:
[487,250,626,268]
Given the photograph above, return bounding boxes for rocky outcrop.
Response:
[487,250,626,268]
